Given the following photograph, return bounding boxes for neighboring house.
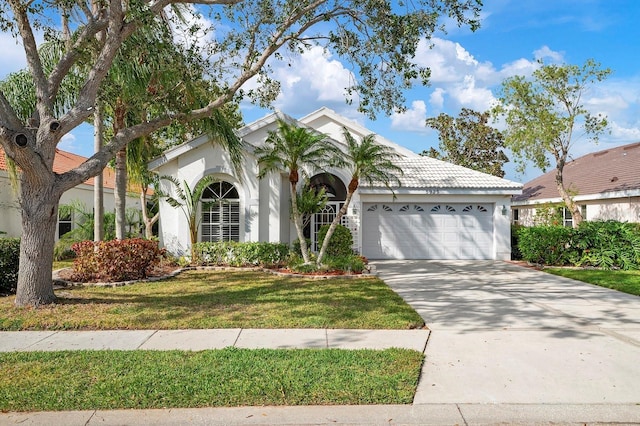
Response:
[512,141,640,227]
[0,148,144,239]
[150,107,522,260]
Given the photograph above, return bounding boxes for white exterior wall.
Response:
[513,196,640,226]
[0,172,141,239]
[155,141,266,256]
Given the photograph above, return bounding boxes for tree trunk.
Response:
[316,190,354,266]
[555,165,582,228]
[290,180,311,263]
[114,147,127,239]
[93,105,104,242]
[140,186,158,240]
[14,180,61,307]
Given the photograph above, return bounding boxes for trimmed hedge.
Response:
[517,221,640,270]
[71,239,165,282]
[0,238,20,295]
[318,224,354,258]
[193,241,289,267]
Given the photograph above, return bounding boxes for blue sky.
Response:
[2,0,639,182]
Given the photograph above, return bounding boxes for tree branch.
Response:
[9,0,52,124]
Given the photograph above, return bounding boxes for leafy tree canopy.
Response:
[493,58,611,227]
[422,108,508,177]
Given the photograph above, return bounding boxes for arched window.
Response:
[201,180,240,242]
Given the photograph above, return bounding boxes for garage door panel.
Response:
[362,203,494,260]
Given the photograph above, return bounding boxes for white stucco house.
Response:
[149,107,522,260]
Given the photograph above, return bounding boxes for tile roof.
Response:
[0,148,117,189]
[513,141,640,202]
[361,157,523,191]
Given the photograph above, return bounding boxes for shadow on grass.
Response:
[2,271,423,330]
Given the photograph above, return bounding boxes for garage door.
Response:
[361,203,494,260]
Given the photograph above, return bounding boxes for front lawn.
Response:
[0,270,424,330]
[545,268,640,297]
[0,348,423,411]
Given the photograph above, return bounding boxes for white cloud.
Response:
[533,45,565,63]
[429,88,446,109]
[58,132,77,152]
[608,121,640,141]
[449,75,497,111]
[270,46,356,114]
[390,100,428,132]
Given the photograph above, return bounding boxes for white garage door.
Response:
[361,203,494,260]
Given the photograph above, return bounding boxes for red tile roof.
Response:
[0,148,117,189]
[514,141,640,202]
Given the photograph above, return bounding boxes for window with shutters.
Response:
[201,181,240,242]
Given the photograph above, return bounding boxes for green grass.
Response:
[52,260,74,270]
[545,268,640,296]
[0,270,424,330]
[0,348,423,411]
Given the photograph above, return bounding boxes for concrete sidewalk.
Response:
[4,403,640,425]
[0,328,429,352]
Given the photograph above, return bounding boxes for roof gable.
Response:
[514,142,640,202]
[299,107,419,158]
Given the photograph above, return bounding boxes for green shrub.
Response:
[317,224,353,257]
[193,241,289,267]
[291,238,312,257]
[0,238,20,295]
[574,221,640,270]
[324,254,366,274]
[511,224,523,260]
[517,226,577,266]
[517,221,640,270]
[71,239,165,282]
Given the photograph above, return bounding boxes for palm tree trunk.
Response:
[93,104,104,242]
[114,99,127,240]
[290,181,311,263]
[316,190,354,265]
[114,147,127,239]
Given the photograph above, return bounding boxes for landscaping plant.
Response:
[517,221,640,270]
[71,239,166,282]
[0,238,20,295]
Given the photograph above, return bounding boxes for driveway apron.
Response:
[374,260,640,404]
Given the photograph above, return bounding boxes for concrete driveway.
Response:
[374,260,640,405]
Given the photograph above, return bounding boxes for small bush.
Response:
[324,254,366,274]
[511,224,523,260]
[517,226,577,266]
[291,238,312,257]
[575,221,640,270]
[0,238,20,295]
[71,239,165,282]
[193,241,289,267]
[318,224,353,257]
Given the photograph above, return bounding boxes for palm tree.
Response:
[160,175,217,261]
[255,120,344,264]
[316,128,403,266]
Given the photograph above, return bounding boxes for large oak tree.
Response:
[0,0,482,306]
